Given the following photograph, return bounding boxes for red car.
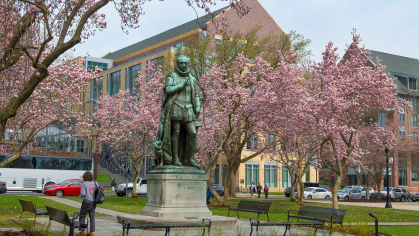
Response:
[43,179,103,197]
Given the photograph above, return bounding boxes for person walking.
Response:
[249,182,256,198]
[264,184,269,199]
[77,171,97,236]
[111,178,117,192]
[256,183,262,199]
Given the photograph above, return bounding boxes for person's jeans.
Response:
[79,201,96,232]
[250,189,253,197]
[265,192,268,199]
[258,191,261,198]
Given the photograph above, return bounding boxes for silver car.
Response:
[337,188,364,200]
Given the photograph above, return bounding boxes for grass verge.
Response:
[375,225,419,236]
[97,173,111,182]
[0,196,110,228]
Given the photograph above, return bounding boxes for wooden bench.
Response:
[122,219,211,236]
[18,199,48,223]
[228,200,272,222]
[287,205,346,227]
[44,205,87,236]
[249,218,324,236]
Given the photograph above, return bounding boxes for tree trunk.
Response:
[207,173,228,207]
[227,159,240,198]
[132,169,140,198]
[289,173,297,201]
[297,177,305,206]
[332,173,343,209]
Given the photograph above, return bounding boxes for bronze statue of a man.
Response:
[154,56,201,168]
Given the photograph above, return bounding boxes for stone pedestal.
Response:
[140,166,212,218]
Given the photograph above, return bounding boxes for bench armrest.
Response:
[72,212,79,221]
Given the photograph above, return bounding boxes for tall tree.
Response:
[0,59,99,167]
[0,0,248,165]
[91,62,162,198]
[303,30,404,209]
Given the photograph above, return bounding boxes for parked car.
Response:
[0,181,7,194]
[319,185,331,192]
[303,187,332,199]
[370,192,386,199]
[43,179,103,197]
[337,188,364,200]
[284,186,297,197]
[343,185,363,189]
[358,187,375,197]
[382,187,411,201]
[303,182,320,188]
[213,184,224,196]
[411,192,419,202]
[116,177,147,197]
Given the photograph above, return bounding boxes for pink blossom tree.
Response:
[303,31,405,208]
[0,59,99,167]
[91,62,162,198]
[197,53,303,206]
[0,0,249,161]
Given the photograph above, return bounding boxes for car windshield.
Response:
[305,188,315,192]
[58,180,72,185]
[340,189,351,193]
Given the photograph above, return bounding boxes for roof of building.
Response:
[369,50,419,79]
[103,6,229,61]
[368,50,419,96]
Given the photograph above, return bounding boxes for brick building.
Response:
[320,50,419,193]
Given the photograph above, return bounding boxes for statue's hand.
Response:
[182,77,191,87]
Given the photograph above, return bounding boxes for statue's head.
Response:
[176,55,190,73]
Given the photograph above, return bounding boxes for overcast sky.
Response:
[74,0,419,63]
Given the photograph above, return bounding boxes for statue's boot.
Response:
[187,136,201,169]
[171,137,182,166]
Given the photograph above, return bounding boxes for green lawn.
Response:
[374,225,419,236]
[65,196,419,224]
[0,196,110,228]
[96,173,111,182]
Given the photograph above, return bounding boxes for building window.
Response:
[412,172,419,182]
[306,167,310,182]
[109,71,121,96]
[245,164,259,188]
[399,131,405,136]
[349,175,357,186]
[409,78,417,90]
[147,56,164,81]
[411,98,418,110]
[378,113,386,127]
[175,42,183,55]
[222,165,227,185]
[127,64,141,94]
[413,115,418,127]
[215,38,222,44]
[264,164,277,188]
[399,171,407,186]
[282,166,289,188]
[413,132,418,142]
[265,133,276,151]
[87,61,108,71]
[399,114,405,123]
[247,133,258,151]
[91,77,103,102]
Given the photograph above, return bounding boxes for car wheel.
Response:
[325,195,330,199]
[285,194,290,197]
[401,197,406,202]
[55,190,64,197]
[127,189,133,197]
[307,195,312,199]
[361,196,365,199]
[345,196,349,200]
[117,193,124,197]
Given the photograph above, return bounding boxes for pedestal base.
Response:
[140,166,212,218]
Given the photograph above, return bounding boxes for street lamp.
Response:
[385,148,392,208]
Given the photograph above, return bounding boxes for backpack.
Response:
[94,181,105,204]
